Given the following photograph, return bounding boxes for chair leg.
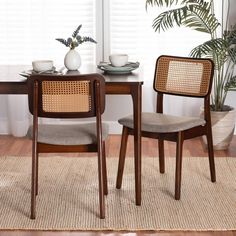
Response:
[206,126,216,182]
[102,141,108,195]
[31,144,37,219]
[36,152,39,195]
[98,144,105,219]
[175,132,184,200]
[116,126,129,189]
[158,139,165,173]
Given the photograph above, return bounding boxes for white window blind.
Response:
[108,0,210,67]
[108,0,215,118]
[109,1,144,61]
[0,0,97,65]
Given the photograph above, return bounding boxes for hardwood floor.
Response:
[0,135,236,236]
[1,135,236,157]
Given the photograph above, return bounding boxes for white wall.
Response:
[228,0,236,28]
[226,0,236,116]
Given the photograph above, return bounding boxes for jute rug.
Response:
[0,156,236,231]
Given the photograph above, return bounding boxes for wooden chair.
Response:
[116,55,216,200]
[27,73,108,219]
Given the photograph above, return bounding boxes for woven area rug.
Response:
[0,156,236,231]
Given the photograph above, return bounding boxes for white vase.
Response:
[64,49,81,70]
[200,106,236,150]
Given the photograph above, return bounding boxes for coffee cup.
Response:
[32,60,54,72]
[109,54,128,67]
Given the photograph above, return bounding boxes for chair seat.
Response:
[27,123,109,145]
[119,112,206,133]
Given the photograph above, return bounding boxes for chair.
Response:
[27,73,108,219]
[116,55,216,200]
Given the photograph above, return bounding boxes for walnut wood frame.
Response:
[0,69,143,207]
[116,55,216,200]
[28,74,107,219]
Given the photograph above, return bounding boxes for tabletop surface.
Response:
[0,64,144,83]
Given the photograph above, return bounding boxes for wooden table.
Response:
[0,64,144,205]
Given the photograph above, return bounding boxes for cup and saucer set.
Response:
[97,54,139,75]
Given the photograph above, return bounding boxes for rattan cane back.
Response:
[28,74,105,118]
[42,80,91,113]
[154,56,214,97]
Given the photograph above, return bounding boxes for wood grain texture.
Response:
[1,135,236,158]
[0,134,235,236]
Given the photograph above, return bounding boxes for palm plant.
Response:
[145,0,236,111]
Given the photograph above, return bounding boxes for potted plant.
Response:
[145,0,236,149]
[56,24,97,70]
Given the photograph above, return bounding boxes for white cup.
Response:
[32,60,54,72]
[109,54,128,67]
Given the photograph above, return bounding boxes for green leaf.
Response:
[145,0,185,8]
[72,25,82,38]
[190,38,227,69]
[182,7,220,35]
[228,46,236,64]
[76,35,82,44]
[152,6,188,32]
[55,38,69,47]
[151,0,219,34]
[67,37,72,46]
[225,24,236,45]
[190,39,226,56]
[182,4,220,34]
[225,75,236,91]
[81,36,97,44]
[76,35,83,44]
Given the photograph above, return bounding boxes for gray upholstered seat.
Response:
[27,123,109,145]
[119,112,206,133]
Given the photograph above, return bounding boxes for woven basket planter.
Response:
[200,106,236,150]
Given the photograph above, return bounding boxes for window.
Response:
[107,0,211,117]
[0,0,226,135]
[0,0,217,68]
[0,0,97,65]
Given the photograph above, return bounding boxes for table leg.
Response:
[131,84,142,205]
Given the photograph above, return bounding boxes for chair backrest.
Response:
[153,55,214,97]
[28,74,106,118]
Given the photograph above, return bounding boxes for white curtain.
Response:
[0,96,29,137]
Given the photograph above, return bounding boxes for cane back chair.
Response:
[27,73,108,219]
[116,55,216,200]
